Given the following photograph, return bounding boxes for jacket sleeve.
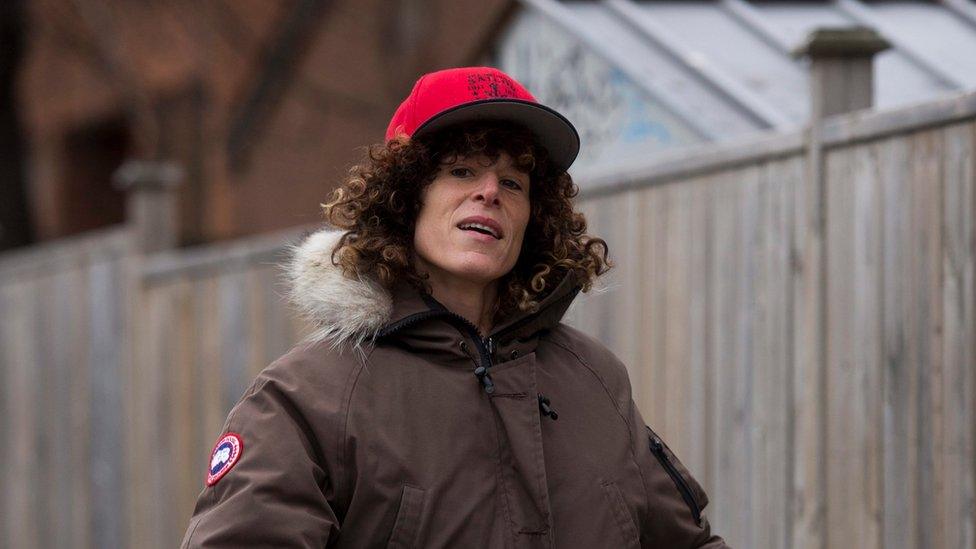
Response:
[181,377,339,548]
[627,399,732,549]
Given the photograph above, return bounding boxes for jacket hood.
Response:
[286,228,582,349]
[286,230,394,349]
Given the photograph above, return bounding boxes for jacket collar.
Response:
[286,229,581,351]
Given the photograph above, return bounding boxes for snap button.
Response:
[459,340,469,354]
[510,349,519,359]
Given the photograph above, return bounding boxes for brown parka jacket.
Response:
[181,230,730,548]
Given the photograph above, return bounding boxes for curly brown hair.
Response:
[322,122,611,322]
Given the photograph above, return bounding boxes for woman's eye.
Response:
[502,179,524,190]
[450,167,473,178]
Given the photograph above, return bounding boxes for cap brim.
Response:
[412,99,580,172]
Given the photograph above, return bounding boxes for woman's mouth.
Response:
[457,217,503,240]
[458,222,500,239]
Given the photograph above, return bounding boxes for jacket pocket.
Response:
[645,426,707,527]
[601,480,641,549]
[386,484,426,549]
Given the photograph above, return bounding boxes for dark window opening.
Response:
[61,116,130,235]
[0,0,29,252]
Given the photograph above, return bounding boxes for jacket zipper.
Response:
[648,434,702,526]
[380,309,496,393]
[378,280,583,394]
[443,311,496,394]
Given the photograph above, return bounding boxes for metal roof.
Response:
[494,0,976,170]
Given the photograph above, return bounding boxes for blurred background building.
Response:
[7,0,976,252]
[3,0,513,250]
[2,1,976,549]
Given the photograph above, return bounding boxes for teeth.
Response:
[459,223,499,238]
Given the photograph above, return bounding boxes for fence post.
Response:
[787,26,890,549]
[793,26,891,119]
[113,160,183,253]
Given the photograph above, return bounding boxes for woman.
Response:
[182,67,729,548]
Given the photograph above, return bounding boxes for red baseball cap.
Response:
[385,67,580,172]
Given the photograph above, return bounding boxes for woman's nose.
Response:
[473,173,501,206]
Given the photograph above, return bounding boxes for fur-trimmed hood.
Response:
[285,228,583,350]
[285,229,393,349]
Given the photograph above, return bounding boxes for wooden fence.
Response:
[1,90,974,549]
[569,95,976,549]
[0,227,135,549]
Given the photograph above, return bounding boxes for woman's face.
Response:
[414,151,531,288]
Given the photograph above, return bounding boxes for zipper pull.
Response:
[650,436,664,453]
[485,337,496,361]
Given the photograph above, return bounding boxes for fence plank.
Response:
[54,269,73,547]
[752,158,796,549]
[0,283,6,544]
[89,259,128,549]
[639,185,670,430]
[708,166,759,548]
[50,267,91,548]
[1,278,40,548]
[33,273,57,549]
[825,141,884,549]
[219,270,251,416]
[792,135,825,549]
[734,166,760,549]
[685,178,711,483]
[196,277,225,465]
[880,133,916,549]
[939,121,976,549]
[172,278,201,544]
[912,128,945,549]
[136,267,177,549]
[664,181,692,457]
[69,266,93,549]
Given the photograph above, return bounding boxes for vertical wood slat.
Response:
[33,273,55,549]
[733,166,760,549]
[685,178,710,484]
[70,267,93,549]
[1,278,40,549]
[792,124,826,549]
[142,278,177,547]
[881,133,916,549]
[51,267,91,549]
[220,271,251,415]
[939,122,976,549]
[752,158,797,549]
[0,284,6,545]
[824,142,883,549]
[196,277,225,486]
[708,168,745,543]
[912,128,945,549]
[247,268,269,379]
[127,277,152,549]
[663,180,692,458]
[172,279,199,546]
[89,259,128,549]
[48,267,75,547]
[639,184,669,433]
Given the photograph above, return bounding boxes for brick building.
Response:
[6,0,513,250]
